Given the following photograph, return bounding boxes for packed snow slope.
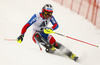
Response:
[0,0,100,65]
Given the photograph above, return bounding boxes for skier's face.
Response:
[43,11,52,19]
[44,14,50,19]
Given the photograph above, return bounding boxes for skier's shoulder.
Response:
[31,12,39,17]
[50,15,57,22]
[29,12,40,21]
[50,15,56,20]
[33,12,42,18]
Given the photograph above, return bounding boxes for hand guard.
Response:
[17,34,24,43]
[44,27,53,34]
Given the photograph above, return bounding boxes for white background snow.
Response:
[0,0,100,65]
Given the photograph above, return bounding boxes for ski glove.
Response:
[17,34,24,43]
[44,27,54,34]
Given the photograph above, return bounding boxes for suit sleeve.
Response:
[50,16,59,30]
[21,14,37,34]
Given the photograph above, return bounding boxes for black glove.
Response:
[17,34,24,43]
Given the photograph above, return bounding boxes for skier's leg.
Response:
[53,42,78,61]
[33,32,52,48]
[44,35,57,53]
[32,32,56,53]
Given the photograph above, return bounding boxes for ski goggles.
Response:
[44,11,52,16]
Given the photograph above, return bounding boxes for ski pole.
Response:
[5,39,17,41]
[53,32,99,48]
[37,42,42,51]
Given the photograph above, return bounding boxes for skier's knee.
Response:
[53,42,63,49]
[34,33,43,42]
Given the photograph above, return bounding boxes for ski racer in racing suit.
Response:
[17,4,78,61]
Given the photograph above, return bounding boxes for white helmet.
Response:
[42,4,53,14]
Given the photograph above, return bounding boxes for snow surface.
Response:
[0,0,100,65]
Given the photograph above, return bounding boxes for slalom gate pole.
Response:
[52,32,99,48]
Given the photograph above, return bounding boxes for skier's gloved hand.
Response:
[45,27,53,30]
[44,27,53,34]
[17,34,24,43]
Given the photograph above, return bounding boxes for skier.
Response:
[17,4,78,61]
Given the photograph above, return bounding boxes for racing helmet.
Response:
[42,4,53,16]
